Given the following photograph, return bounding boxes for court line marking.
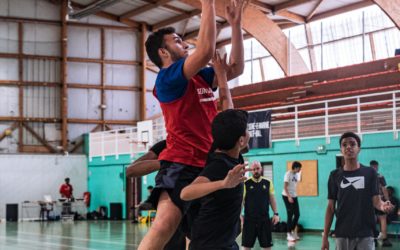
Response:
[0,235,97,250]
[15,231,139,247]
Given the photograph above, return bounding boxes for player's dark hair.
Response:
[292,161,302,170]
[145,27,176,68]
[339,131,361,147]
[212,109,248,150]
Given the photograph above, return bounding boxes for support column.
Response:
[18,22,23,152]
[140,23,147,121]
[60,0,68,152]
[101,28,106,130]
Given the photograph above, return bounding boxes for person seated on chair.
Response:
[133,186,154,223]
[39,195,55,221]
[386,186,399,223]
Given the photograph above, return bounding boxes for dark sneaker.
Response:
[382,238,392,247]
[132,219,139,223]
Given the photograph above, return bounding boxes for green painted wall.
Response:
[86,132,400,228]
[244,132,400,230]
[88,154,137,219]
[87,151,158,219]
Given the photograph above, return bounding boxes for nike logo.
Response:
[340,176,365,189]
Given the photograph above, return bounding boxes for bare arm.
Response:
[373,195,394,213]
[183,0,216,80]
[133,151,158,162]
[126,160,160,178]
[321,199,335,250]
[284,182,293,203]
[270,194,280,224]
[270,194,278,214]
[181,176,223,201]
[181,163,248,201]
[225,0,245,81]
[126,151,159,178]
[212,52,233,110]
[284,182,290,197]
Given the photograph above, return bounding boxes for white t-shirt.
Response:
[282,170,301,197]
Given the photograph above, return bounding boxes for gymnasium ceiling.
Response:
[65,0,400,75]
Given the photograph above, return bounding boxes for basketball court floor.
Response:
[1,221,399,249]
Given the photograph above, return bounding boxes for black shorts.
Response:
[148,161,202,214]
[242,217,273,248]
[375,209,386,216]
[190,242,239,250]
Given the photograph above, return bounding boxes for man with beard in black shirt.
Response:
[242,161,279,250]
[321,132,393,250]
[181,109,250,250]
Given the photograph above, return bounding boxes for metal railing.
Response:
[88,90,400,160]
[269,90,399,144]
[89,127,146,161]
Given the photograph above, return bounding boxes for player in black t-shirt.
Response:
[126,140,166,178]
[126,140,186,250]
[181,109,250,250]
[321,132,394,250]
[242,161,279,250]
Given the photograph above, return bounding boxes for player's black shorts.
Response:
[190,242,239,250]
[242,217,273,248]
[375,208,386,216]
[148,161,202,214]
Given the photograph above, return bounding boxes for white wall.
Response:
[0,154,87,219]
[0,0,142,153]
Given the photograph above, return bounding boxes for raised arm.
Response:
[212,52,233,110]
[226,0,245,80]
[183,0,216,80]
[321,199,335,250]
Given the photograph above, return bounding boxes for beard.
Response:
[253,173,261,179]
[165,47,184,62]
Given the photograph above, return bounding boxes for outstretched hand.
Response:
[211,51,232,79]
[380,201,394,213]
[225,0,247,25]
[222,163,250,188]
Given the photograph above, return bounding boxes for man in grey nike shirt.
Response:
[321,132,393,250]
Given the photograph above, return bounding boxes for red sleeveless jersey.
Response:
[154,75,217,168]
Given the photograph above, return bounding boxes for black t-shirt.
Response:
[149,140,166,156]
[244,178,272,220]
[327,165,379,238]
[190,152,244,249]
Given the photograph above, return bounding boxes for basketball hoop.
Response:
[129,140,148,150]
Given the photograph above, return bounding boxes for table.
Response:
[20,200,87,221]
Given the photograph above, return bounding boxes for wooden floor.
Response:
[1,221,399,249]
